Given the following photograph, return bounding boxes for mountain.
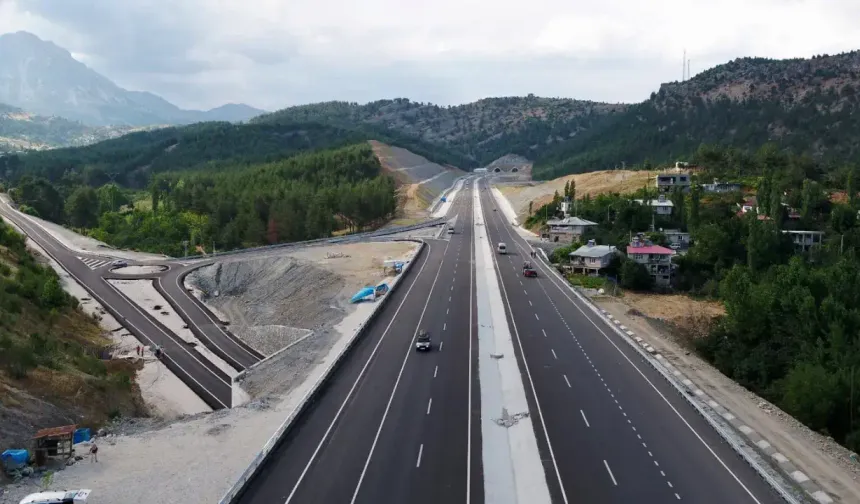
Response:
[531,51,860,179]
[0,102,154,152]
[252,96,629,168]
[0,31,266,126]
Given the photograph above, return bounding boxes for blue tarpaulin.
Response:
[350,287,375,303]
[1,449,29,470]
[73,428,91,444]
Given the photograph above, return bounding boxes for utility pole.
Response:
[683,49,687,81]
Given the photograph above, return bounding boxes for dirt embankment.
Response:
[370,140,465,225]
[496,169,657,223]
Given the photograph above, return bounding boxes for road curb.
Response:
[217,238,427,504]
[534,249,826,504]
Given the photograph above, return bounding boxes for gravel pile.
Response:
[187,256,347,355]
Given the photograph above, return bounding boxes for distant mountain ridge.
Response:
[0,102,154,152]
[0,31,266,126]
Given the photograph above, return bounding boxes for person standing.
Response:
[89,443,98,463]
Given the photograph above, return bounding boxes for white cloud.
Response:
[2,0,860,111]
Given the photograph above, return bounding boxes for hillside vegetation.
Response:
[9,144,396,256]
[533,52,860,179]
[253,97,627,168]
[0,218,144,450]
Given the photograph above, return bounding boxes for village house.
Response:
[544,216,598,243]
[655,172,691,193]
[737,196,758,215]
[627,235,675,287]
[568,239,619,275]
[661,229,691,249]
[634,194,674,215]
[702,179,742,193]
[782,230,825,253]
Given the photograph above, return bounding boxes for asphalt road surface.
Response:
[476,179,786,504]
[0,200,235,410]
[236,185,482,504]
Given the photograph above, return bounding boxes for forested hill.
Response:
[532,51,860,179]
[252,97,628,168]
[10,144,396,256]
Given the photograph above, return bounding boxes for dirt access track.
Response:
[370,140,465,225]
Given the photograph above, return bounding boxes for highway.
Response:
[0,200,235,410]
[476,178,786,503]
[235,184,481,504]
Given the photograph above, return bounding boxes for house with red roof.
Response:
[627,235,675,287]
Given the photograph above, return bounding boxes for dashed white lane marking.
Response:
[426,398,433,415]
[580,409,590,427]
[542,329,547,338]
[529,300,533,306]
[534,313,540,320]
[538,280,681,499]
[434,366,438,378]
[564,375,571,388]
[416,444,424,468]
[551,349,557,360]
[443,323,447,331]
[447,308,449,314]
[603,460,618,486]
[439,341,444,351]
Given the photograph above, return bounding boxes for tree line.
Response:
[533,144,860,450]
[9,144,398,256]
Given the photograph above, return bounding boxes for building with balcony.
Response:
[634,194,674,216]
[569,240,619,275]
[627,235,675,287]
[782,230,824,253]
[544,216,598,243]
[655,172,691,193]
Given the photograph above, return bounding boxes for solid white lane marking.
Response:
[283,240,442,504]
[434,365,438,378]
[416,444,424,468]
[580,410,590,427]
[604,460,618,486]
[427,398,433,415]
[564,375,571,388]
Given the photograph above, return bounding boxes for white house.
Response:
[545,216,598,243]
[655,172,691,193]
[782,230,824,253]
[634,194,674,216]
[569,240,618,274]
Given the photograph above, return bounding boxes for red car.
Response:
[523,262,538,277]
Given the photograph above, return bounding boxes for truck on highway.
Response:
[523,261,537,277]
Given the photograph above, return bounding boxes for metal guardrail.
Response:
[180,218,446,262]
[218,239,427,504]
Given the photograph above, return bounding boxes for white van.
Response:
[497,242,507,254]
[19,489,91,504]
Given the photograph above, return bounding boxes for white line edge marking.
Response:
[604,460,618,486]
[1,203,232,407]
[580,410,590,427]
[348,238,450,503]
[498,202,766,504]
[282,240,436,504]
[478,179,568,504]
[170,272,260,362]
[102,279,233,385]
[466,182,474,504]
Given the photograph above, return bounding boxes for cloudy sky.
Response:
[2,0,859,112]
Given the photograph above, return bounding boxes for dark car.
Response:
[415,330,431,351]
